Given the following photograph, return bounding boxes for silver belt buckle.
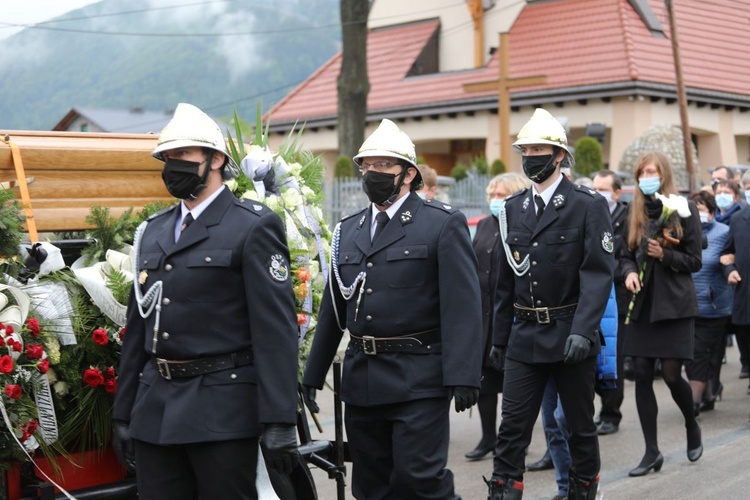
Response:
[156,358,172,380]
[362,335,377,355]
[535,307,550,324]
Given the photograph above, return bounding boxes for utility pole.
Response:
[337,0,370,175]
[666,0,695,192]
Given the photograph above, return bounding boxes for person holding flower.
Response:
[620,151,703,477]
[112,103,300,500]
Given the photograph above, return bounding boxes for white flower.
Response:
[241,190,262,201]
[289,162,303,177]
[301,186,315,200]
[53,381,69,396]
[655,193,691,218]
[308,260,320,280]
[224,178,238,192]
[282,189,303,208]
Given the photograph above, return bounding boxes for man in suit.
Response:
[592,170,630,435]
[302,119,483,499]
[112,103,299,499]
[486,109,615,500]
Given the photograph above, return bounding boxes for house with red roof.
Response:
[267,0,750,181]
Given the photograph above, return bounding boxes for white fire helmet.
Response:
[513,108,572,155]
[152,103,239,178]
[353,119,422,189]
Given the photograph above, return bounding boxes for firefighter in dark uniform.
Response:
[485,109,615,500]
[112,103,299,500]
[301,119,483,499]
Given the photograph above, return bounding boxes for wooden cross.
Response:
[464,33,547,167]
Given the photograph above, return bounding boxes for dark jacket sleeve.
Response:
[302,277,346,389]
[113,287,150,423]
[659,201,703,274]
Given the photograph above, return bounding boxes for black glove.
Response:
[301,384,319,413]
[451,386,479,412]
[564,334,591,364]
[488,346,506,372]
[112,422,135,473]
[261,424,298,475]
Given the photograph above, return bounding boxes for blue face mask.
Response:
[489,198,505,217]
[745,190,750,204]
[417,192,427,200]
[715,193,734,211]
[638,177,660,196]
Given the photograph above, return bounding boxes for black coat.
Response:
[493,177,615,363]
[473,215,500,365]
[722,206,750,325]
[619,200,702,323]
[113,188,299,444]
[303,192,483,406]
[610,200,631,314]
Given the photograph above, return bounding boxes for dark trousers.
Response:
[493,356,599,481]
[345,397,457,500]
[596,315,627,425]
[134,437,259,500]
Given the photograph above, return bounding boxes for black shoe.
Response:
[597,421,619,435]
[687,422,703,462]
[628,453,664,477]
[740,366,749,379]
[526,451,553,471]
[465,441,494,461]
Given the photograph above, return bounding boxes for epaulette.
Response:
[575,184,598,198]
[147,204,177,221]
[235,197,266,216]
[505,187,528,201]
[424,199,457,213]
[340,207,367,222]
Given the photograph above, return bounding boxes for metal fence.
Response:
[322,174,491,228]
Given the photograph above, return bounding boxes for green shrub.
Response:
[450,164,469,181]
[573,137,603,178]
[335,155,356,177]
[490,159,506,175]
[473,155,488,175]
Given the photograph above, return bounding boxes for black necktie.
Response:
[180,213,194,234]
[535,195,546,221]
[372,211,389,243]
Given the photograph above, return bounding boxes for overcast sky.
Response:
[0,0,101,40]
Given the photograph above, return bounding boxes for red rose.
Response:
[82,368,104,387]
[37,359,50,374]
[26,318,40,337]
[4,325,13,334]
[119,327,126,340]
[0,355,13,374]
[0,337,4,347]
[4,384,22,399]
[104,379,117,394]
[92,328,109,345]
[9,340,21,352]
[26,344,44,361]
[104,366,116,379]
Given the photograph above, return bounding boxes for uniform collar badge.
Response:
[253,204,263,212]
[358,214,367,228]
[522,197,530,210]
[443,204,452,210]
[400,210,413,223]
[552,193,566,208]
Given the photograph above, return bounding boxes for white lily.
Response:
[655,192,691,218]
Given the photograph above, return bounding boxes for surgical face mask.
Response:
[715,193,734,211]
[362,169,403,206]
[162,158,209,200]
[489,198,505,217]
[699,211,710,224]
[522,154,557,184]
[417,192,427,200]
[638,176,660,196]
[596,190,615,207]
[745,189,750,204]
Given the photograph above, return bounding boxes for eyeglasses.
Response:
[359,161,400,174]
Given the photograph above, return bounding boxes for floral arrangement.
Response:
[624,192,691,324]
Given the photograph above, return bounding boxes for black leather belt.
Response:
[349,328,441,355]
[152,350,254,380]
[514,303,577,324]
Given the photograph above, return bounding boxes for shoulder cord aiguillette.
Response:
[132,221,164,354]
[329,222,367,330]
[498,201,531,277]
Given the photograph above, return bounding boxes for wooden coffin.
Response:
[0,131,173,232]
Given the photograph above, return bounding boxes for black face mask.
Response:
[362,169,405,206]
[162,157,210,200]
[522,153,558,184]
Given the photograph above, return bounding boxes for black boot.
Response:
[567,473,599,500]
[484,476,524,500]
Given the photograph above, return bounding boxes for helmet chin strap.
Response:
[379,165,408,207]
[188,151,214,199]
[530,147,561,183]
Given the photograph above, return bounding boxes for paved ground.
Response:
[304,341,750,499]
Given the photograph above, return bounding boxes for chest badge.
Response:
[138,270,148,285]
[513,251,521,262]
[601,231,614,254]
[268,254,289,282]
[400,210,412,223]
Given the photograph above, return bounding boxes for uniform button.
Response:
[143,260,148,265]
[139,372,143,378]
[404,250,410,256]
[230,373,237,379]
[162,332,170,340]
[487,249,492,253]
[366,262,373,269]
[205,256,212,263]
[532,261,537,266]
[366,288,373,295]
[536,300,542,306]
[532,242,538,247]
[533,281,538,286]
[162,298,170,306]
[514,237,518,242]
[486,270,490,274]
[365,315,372,322]
[560,236,565,240]
[165,264,173,271]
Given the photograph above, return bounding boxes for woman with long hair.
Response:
[620,151,703,477]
